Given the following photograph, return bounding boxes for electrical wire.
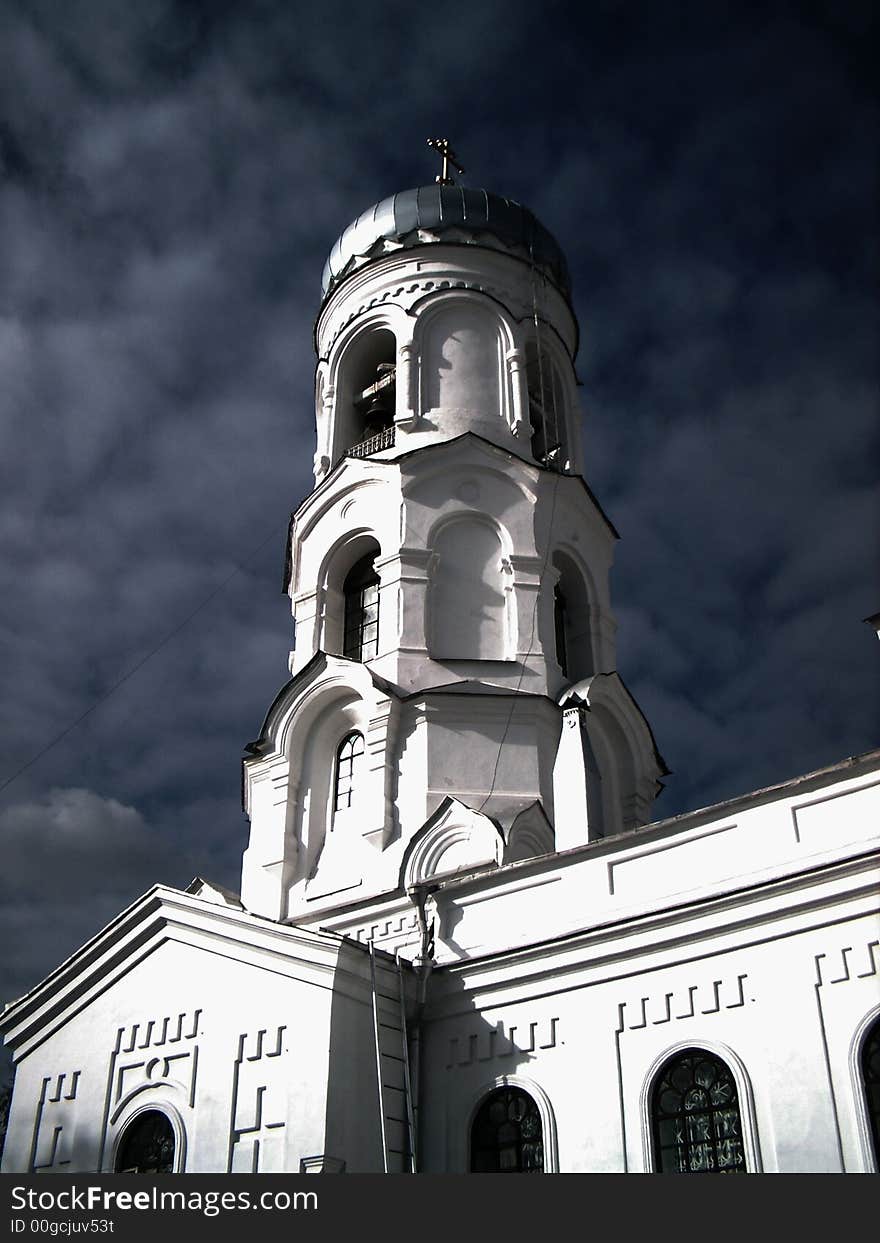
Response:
[0,520,288,798]
[476,244,565,814]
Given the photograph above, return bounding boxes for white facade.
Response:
[3,185,879,1175]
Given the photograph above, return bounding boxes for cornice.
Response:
[0,886,382,1062]
[425,846,880,1014]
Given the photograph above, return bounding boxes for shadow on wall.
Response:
[322,936,554,1174]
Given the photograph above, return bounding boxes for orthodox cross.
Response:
[427,137,464,185]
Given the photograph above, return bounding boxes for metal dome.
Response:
[321,185,571,301]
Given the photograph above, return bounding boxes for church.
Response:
[3,157,879,1176]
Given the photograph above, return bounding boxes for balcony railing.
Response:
[347,426,395,459]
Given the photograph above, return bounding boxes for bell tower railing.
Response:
[347,427,395,459]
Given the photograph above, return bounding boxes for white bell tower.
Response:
[240,171,666,925]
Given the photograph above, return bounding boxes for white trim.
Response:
[848,1003,880,1172]
[639,1038,762,1174]
[465,1074,559,1173]
[107,1100,187,1174]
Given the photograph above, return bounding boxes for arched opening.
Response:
[470,1086,544,1173]
[333,731,365,819]
[343,554,380,662]
[551,551,594,681]
[526,341,567,468]
[860,1014,880,1165]
[553,582,568,678]
[334,328,396,462]
[651,1048,746,1174]
[115,1110,176,1174]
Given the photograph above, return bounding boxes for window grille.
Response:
[470,1087,544,1173]
[115,1111,175,1174]
[651,1049,746,1173]
[862,1016,880,1164]
[343,555,380,661]
[333,732,365,814]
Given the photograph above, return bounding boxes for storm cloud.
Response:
[1,0,877,1033]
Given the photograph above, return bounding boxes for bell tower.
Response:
[240,174,666,926]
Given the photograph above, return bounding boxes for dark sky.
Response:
[1,0,878,1024]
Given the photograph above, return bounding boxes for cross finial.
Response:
[427,137,464,186]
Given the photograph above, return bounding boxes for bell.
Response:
[363,393,392,437]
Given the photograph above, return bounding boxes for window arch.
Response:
[651,1047,746,1174]
[551,551,594,681]
[860,1014,880,1165]
[333,731,365,816]
[115,1110,176,1174]
[333,327,397,463]
[470,1086,544,1173]
[343,554,380,662]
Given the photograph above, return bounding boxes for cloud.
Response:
[0,786,185,893]
[0,1,876,1016]
[0,787,197,1006]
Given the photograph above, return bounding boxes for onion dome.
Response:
[321,185,571,302]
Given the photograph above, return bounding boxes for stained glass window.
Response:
[115,1110,175,1174]
[343,555,380,662]
[470,1087,544,1173]
[651,1049,746,1174]
[861,1015,880,1164]
[334,731,365,814]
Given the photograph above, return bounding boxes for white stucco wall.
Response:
[1,894,405,1175]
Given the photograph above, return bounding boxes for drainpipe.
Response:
[406,882,438,1172]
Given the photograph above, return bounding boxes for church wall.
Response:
[418,875,879,1173]
[1,922,394,1175]
[421,759,880,965]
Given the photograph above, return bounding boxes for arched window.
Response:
[333,731,365,815]
[651,1048,746,1174]
[861,1015,880,1164]
[334,328,397,462]
[115,1110,176,1174]
[343,554,380,661]
[551,552,593,681]
[471,1086,544,1173]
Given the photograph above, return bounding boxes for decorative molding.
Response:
[617,974,749,1032]
[29,1070,82,1172]
[504,801,554,864]
[792,776,880,844]
[324,277,520,353]
[228,1025,289,1173]
[352,911,420,945]
[403,798,503,888]
[100,1007,202,1171]
[446,1016,559,1068]
[815,940,879,987]
[116,1009,202,1053]
[606,821,737,895]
